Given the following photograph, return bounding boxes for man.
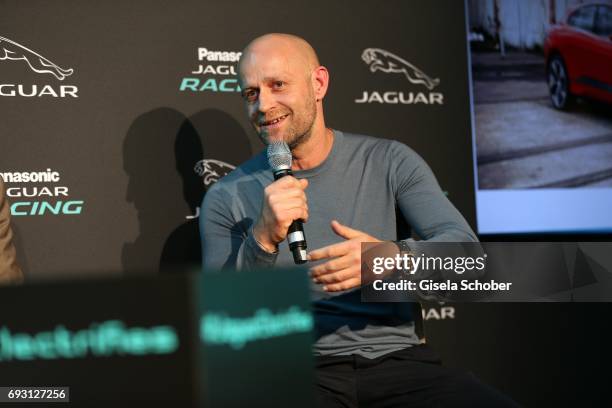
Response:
[0,178,24,284]
[200,34,518,407]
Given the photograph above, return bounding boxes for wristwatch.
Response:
[394,240,414,276]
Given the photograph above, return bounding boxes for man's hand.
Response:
[309,220,383,292]
[253,176,309,253]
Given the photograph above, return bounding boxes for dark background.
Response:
[0,0,608,406]
[1,0,474,278]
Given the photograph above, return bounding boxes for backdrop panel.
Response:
[0,0,475,279]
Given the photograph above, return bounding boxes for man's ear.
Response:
[312,66,329,101]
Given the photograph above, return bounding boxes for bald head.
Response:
[238,33,329,149]
[239,33,320,78]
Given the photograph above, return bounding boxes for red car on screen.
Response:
[544,3,612,109]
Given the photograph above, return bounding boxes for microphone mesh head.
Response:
[267,141,292,171]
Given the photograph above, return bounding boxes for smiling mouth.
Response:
[260,114,289,128]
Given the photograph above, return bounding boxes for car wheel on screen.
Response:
[547,55,573,110]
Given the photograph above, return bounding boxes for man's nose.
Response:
[257,87,275,114]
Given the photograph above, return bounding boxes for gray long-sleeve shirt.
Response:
[200,130,477,358]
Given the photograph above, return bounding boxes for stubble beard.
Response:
[285,96,318,151]
[257,95,317,150]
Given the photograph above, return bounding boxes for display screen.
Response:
[467,1,612,234]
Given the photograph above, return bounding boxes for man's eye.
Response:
[243,90,258,102]
[273,81,284,89]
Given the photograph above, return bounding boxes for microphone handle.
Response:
[273,169,308,264]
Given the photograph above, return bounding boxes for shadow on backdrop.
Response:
[122,108,251,275]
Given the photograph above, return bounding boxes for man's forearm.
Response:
[235,228,278,270]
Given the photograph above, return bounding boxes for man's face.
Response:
[239,48,317,148]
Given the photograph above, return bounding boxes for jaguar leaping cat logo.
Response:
[194,159,236,186]
[0,36,74,81]
[361,48,440,90]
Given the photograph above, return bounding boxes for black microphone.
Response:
[267,141,308,264]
